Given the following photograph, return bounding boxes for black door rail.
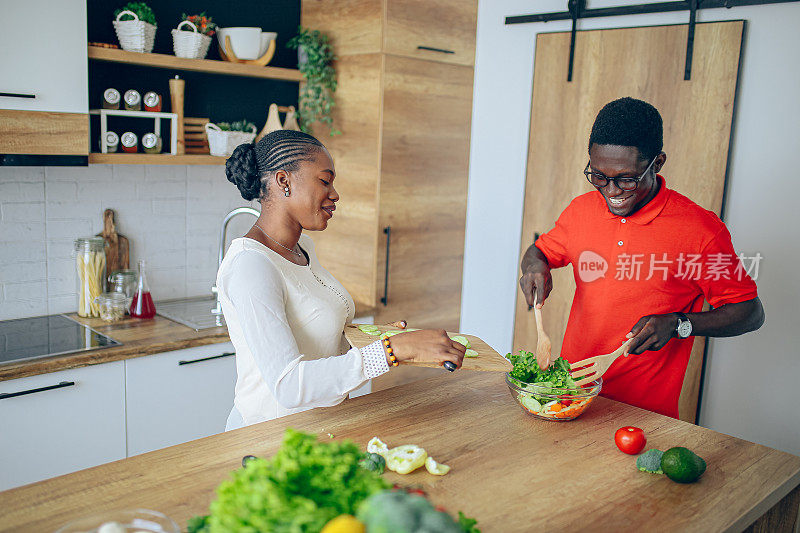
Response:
[505,0,799,81]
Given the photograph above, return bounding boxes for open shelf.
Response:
[88,153,226,165]
[88,46,302,82]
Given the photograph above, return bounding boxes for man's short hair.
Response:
[589,97,663,161]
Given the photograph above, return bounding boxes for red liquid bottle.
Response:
[130,259,156,319]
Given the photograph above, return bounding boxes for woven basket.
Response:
[206,123,257,157]
[172,20,212,59]
[113,10,156,53]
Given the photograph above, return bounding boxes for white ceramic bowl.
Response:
[217,27,262,60]
[260,31,278,55]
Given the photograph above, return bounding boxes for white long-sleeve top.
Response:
[217,235,388,429]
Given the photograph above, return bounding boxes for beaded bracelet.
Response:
[383,337,399,367]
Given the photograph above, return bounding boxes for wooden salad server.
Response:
[569,340,633,387]
[533,295,552,370]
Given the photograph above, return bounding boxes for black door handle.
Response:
[0,381,75,400]
[417,46,455,55]
[0,92,36,99]
[380,226,391,306]
[178,352,235,366]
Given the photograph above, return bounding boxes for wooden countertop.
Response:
[1,372,798,532]
[0,300,379,382]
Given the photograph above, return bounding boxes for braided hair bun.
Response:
[225,130,325,201]
[225,143,262,201]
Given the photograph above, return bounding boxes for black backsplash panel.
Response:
[86,0,300,152]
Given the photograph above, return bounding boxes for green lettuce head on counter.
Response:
[193,429,389,532]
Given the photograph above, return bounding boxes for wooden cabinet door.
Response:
[125,343,236,456]
[310,54,383,309]
[302,0,477,66]
[301,0,383,56]
[384,0,477,66]
[375,55,473,331]
[514,22,744,422]
[0,362,126,491]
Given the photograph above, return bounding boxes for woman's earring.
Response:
[284,187,290,197]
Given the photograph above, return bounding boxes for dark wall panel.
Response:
[86,0,300,151]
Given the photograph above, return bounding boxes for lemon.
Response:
[321,514,366,533]
[425,456,451,475]
[366,436,389,457]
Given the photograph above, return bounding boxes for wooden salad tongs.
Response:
[569,339,634,387]
[533,295,552,370]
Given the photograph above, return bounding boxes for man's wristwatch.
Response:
[675,312,693,338]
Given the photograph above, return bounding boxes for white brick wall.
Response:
[0,164,254,320]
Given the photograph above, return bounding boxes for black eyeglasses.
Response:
[584,155,658,191]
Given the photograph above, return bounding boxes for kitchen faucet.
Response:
[211,207,260,315]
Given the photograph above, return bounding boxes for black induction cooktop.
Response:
[0,314,120,365]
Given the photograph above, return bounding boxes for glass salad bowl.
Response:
[54,509,179,533]
[505,373,602,421]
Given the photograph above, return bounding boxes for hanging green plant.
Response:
[287,26,339,136]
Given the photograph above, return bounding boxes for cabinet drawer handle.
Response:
[417,46,455,55]
[178,351,235,366]
[380,226,391,306]
[0,381,75,400]
[0,92,36,99]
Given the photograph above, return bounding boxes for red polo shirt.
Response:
[535,175,758,418]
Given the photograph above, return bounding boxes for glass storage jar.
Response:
[74,237,106,318]
[94,292,128,322]
[108,269,137,309]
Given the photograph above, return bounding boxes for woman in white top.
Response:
[219,130,466,430]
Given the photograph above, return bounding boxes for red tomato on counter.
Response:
[615,426,647,455]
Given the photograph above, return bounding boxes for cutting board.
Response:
[344,324,512,372]
[96,208,129,274]
[184,117,210,155]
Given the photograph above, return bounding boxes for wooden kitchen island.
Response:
[1,372,798,532]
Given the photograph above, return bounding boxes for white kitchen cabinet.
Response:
[0,0,89,156]
[0,361,126,491]
[125,343,237,456]
[0,0,88,113]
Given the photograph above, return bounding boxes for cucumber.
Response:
[519,394,542,413]
[465,349,478,357]
[450,335,471,349]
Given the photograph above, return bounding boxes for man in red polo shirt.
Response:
[519,97,764,419]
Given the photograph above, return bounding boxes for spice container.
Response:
[103,88,121,109]
[108,269,137,309]
[142,133,162,154]
[74,237,106,318]
[101,131,119,152]
[121,132,138,153]
[94,292,128,322]
[143,91,161,112]
[124,89,141,111]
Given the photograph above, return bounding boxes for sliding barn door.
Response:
[514,21,744,422]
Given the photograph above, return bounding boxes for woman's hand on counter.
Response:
[389,329,466,370]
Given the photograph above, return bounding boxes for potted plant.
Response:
[113,2,157,53]
[172,12,216,59]
[206,120,258,157]
[287,27,339,136]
